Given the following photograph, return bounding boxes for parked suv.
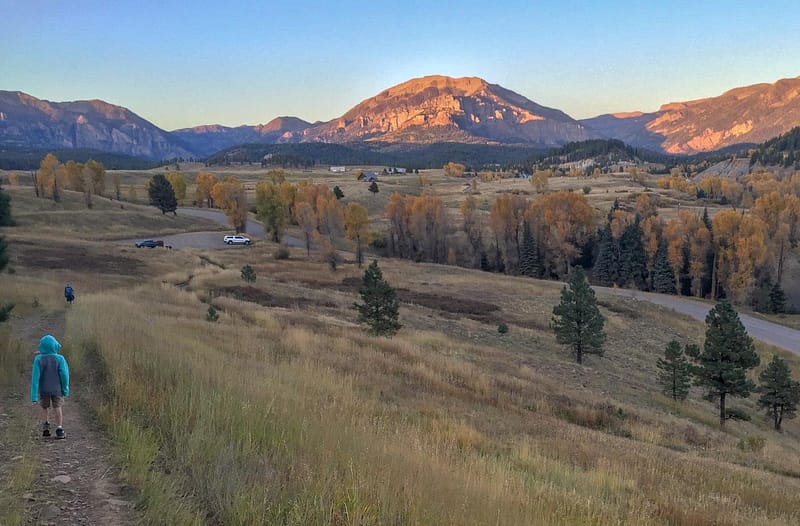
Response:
[135,239,164,248]
[223,235,251,245]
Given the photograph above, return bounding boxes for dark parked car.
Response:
[135,239,164,248]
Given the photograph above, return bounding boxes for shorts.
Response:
[39,395,63,409]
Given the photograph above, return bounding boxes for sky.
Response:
[2,1,799,131]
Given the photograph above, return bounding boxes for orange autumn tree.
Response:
[527,192,595,278]
[489,194,528,272]
[211,177,247,232]
[195,173,218,208]
[460,196,483,267]
[344,202,369,267]
[386,192,411,258]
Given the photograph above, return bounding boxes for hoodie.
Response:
[31,335,69,402]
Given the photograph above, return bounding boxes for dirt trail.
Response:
[2,310,137,525]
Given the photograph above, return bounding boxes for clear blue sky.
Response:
[2,1,798,130]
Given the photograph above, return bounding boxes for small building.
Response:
[330,166,346,173]
[362,172,379,182]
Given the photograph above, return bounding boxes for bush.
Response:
[369,232,387,249]
[497,323,508,334]
[6,267,14,274]
[725,407,751,422]
[240,264,256,283]
[582,185,591,194]
[206,305,219,322]
[273,247,290,260]
[737,435,766,453]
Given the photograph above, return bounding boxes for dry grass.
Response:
[3,179,800,524]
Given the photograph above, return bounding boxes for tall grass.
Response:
[66,284,800,525]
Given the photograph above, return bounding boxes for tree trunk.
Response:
[719,392,726,426]
[777,240,785,283]
[576,343,583,364]
[776,405,783,431]
[711,251,718,299]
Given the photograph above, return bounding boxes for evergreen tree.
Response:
[353,260,402,337]
[592,225,615,286]
[333,185,345,200]
[0,182,12,226]
[518,222,542,278]
[552,266,606,364]
[0,235,13,322]
[687,301,760,426]
[368,181,379,198]
[618,217,648,289]
[652,241,676,294]
[656,340,693,401]
[148,174,178,214]
[757,355,800,431]
[701,207,712,231]
[240,264,256,283]
[769,281,787,314]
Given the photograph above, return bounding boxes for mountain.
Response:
[173,116,311,157]
[582,76,800,154]
[0,91,193,160]
[300,75,598,146]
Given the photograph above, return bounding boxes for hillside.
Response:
[582,76,800,154]
[2,183,800,524]
[750,126,800,167]
[0,91,193,160]
[172,116,311,157]
[301,75,598,146]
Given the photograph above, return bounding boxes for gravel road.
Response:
[597,287,800,355]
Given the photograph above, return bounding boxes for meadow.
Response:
[1,179,800,525]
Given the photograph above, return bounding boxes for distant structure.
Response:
[361,172,379,182]
[386,167,407,174]
[330,166,346,173]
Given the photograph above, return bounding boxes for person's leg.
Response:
[39,398,51,436]
[39,406,48,423]
[54,407,63,427]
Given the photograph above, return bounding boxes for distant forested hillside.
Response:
[0,147,163,170]
[750,127,800,167]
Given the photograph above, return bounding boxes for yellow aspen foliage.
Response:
[211,176,247,232]
[195,172,218,207]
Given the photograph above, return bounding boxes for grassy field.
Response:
[2,181,800,524]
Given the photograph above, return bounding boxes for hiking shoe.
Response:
[55,428,65,440]
[42,422,50,437]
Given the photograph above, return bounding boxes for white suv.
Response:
[223,235,251,245]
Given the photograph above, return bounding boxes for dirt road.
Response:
[597,287,800,355]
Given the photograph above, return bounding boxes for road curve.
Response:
[597,287,800,355]
[173,209,800,354]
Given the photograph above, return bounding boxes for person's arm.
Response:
[31,356,41,402]
[58,356,70,397]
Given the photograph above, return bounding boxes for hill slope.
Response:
[582,76,800,154]
[300,75,598,146]
[172,116,311,157]
[0,91,193,160]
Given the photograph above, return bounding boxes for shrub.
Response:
[497,323,508,334]
[206,305,219,322]
[737,435,766,453]
[273,247,290,260]
[582,185,591,194]
[725,407,751,422]
[6,267,14,274]
[240,264,256,283]
[369,232,387,249]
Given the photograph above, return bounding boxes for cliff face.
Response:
[582,76,800,153]
[0,91,193,160]
[300,75,597,146]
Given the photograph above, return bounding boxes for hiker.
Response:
[64,284,74,304]
[31,335,69,439]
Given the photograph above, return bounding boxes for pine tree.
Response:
[368,181,379,198]
[333,185,345,200]
[0,182,13,226]
[656,340,693,401]
[148,174,178,214]
[652,241,676,294]
[619,217,648,289]
[687,301,760,426]
[757,355,800,431]
[0,235,13,322]
[702,207,712,231]
[518,222,541,278]
[769,281,787,314]
[353,260,401,336]
[240,264,256,283]
[552,266,606,364]
[592,225,615,286]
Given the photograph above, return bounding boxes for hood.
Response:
[38,335,62,355]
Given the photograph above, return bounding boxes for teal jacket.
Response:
[31,335,69,402]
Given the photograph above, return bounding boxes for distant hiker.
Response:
[64,284,74,304]
[31,335,69,439]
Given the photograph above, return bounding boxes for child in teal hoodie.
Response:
[31,335,69,439]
